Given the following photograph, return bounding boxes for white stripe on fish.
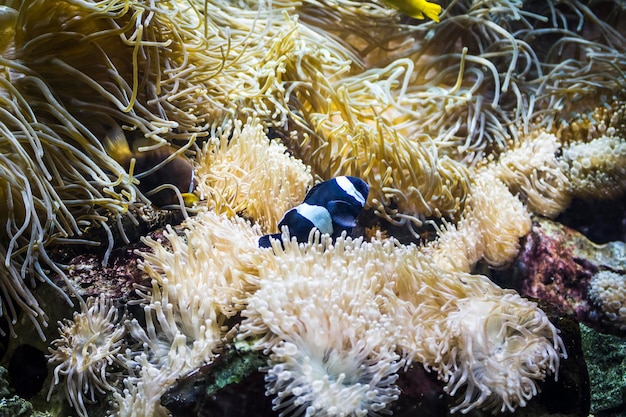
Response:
[336,176,366,206]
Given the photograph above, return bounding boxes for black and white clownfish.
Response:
[258,176,369,248]
[103,122,199,208]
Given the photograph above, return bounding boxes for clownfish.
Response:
[258,176,369,248]
[103,124,199,208]
[383,0,442,22]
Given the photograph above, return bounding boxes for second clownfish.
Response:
[103,124,198,208]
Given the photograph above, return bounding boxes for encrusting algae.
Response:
[0,0,624,415]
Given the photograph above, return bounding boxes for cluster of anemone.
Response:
[241,237,404,417]
[277,0,626,233]
[0,5,137,336]
[0,0,212,337]
[442,293,563,413]
[388,241,564,413]
[114,209,271,415]
[1,0,624,415]
[122,206,564,417]
[588,271,626,331]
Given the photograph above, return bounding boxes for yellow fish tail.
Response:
[181,192,200,207]
[103,123,133,165]
[385,0,442,22]
[419,0,442,22]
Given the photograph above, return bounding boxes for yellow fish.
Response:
[103,123,199,208]
[384,0,442,22]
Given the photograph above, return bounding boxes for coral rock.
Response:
[0,366,34,417]
[493,216,626,337]
[8,344,48,400]
[392,364,448,417]
[528,314,590,417]
[52,228,170,301]
[580,324,626,414]
[161,341,271,417]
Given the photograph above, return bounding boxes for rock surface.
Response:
[493,216,626,337]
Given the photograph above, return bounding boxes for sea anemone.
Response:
[588,270,626,331]
[0,0,223,337]
[266,336,402,417]
[280,0,626,234]
[295,0,416,68]
[47,295,126,417]
[0,23,136,337]
[240,235,404,417]
[442,294,564,413]
[427,168,531,272]
[464,170,532,267]
[195,118,313,233]
[560,134,626,199]
[137,209,268,333]
[115,349,192,417]
[115,210,271,416]
[494,131,572,218]
[388,244,565,414]
[282,56,473,231]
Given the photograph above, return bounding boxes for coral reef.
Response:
[0,0,624,415]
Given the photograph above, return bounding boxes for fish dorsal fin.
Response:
[301,181,326,205]
[304,176,369,208]
[181,193,199,207]
[335,176,367,207]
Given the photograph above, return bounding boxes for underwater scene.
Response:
[0,0,625,415]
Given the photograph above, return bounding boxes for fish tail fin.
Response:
[181,192,199,207]
[103,123,133,164]
[258,233,283,248]
[420,0,441,22]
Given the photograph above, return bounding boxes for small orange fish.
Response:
[384,0,442,22]
[103,124,198,208]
